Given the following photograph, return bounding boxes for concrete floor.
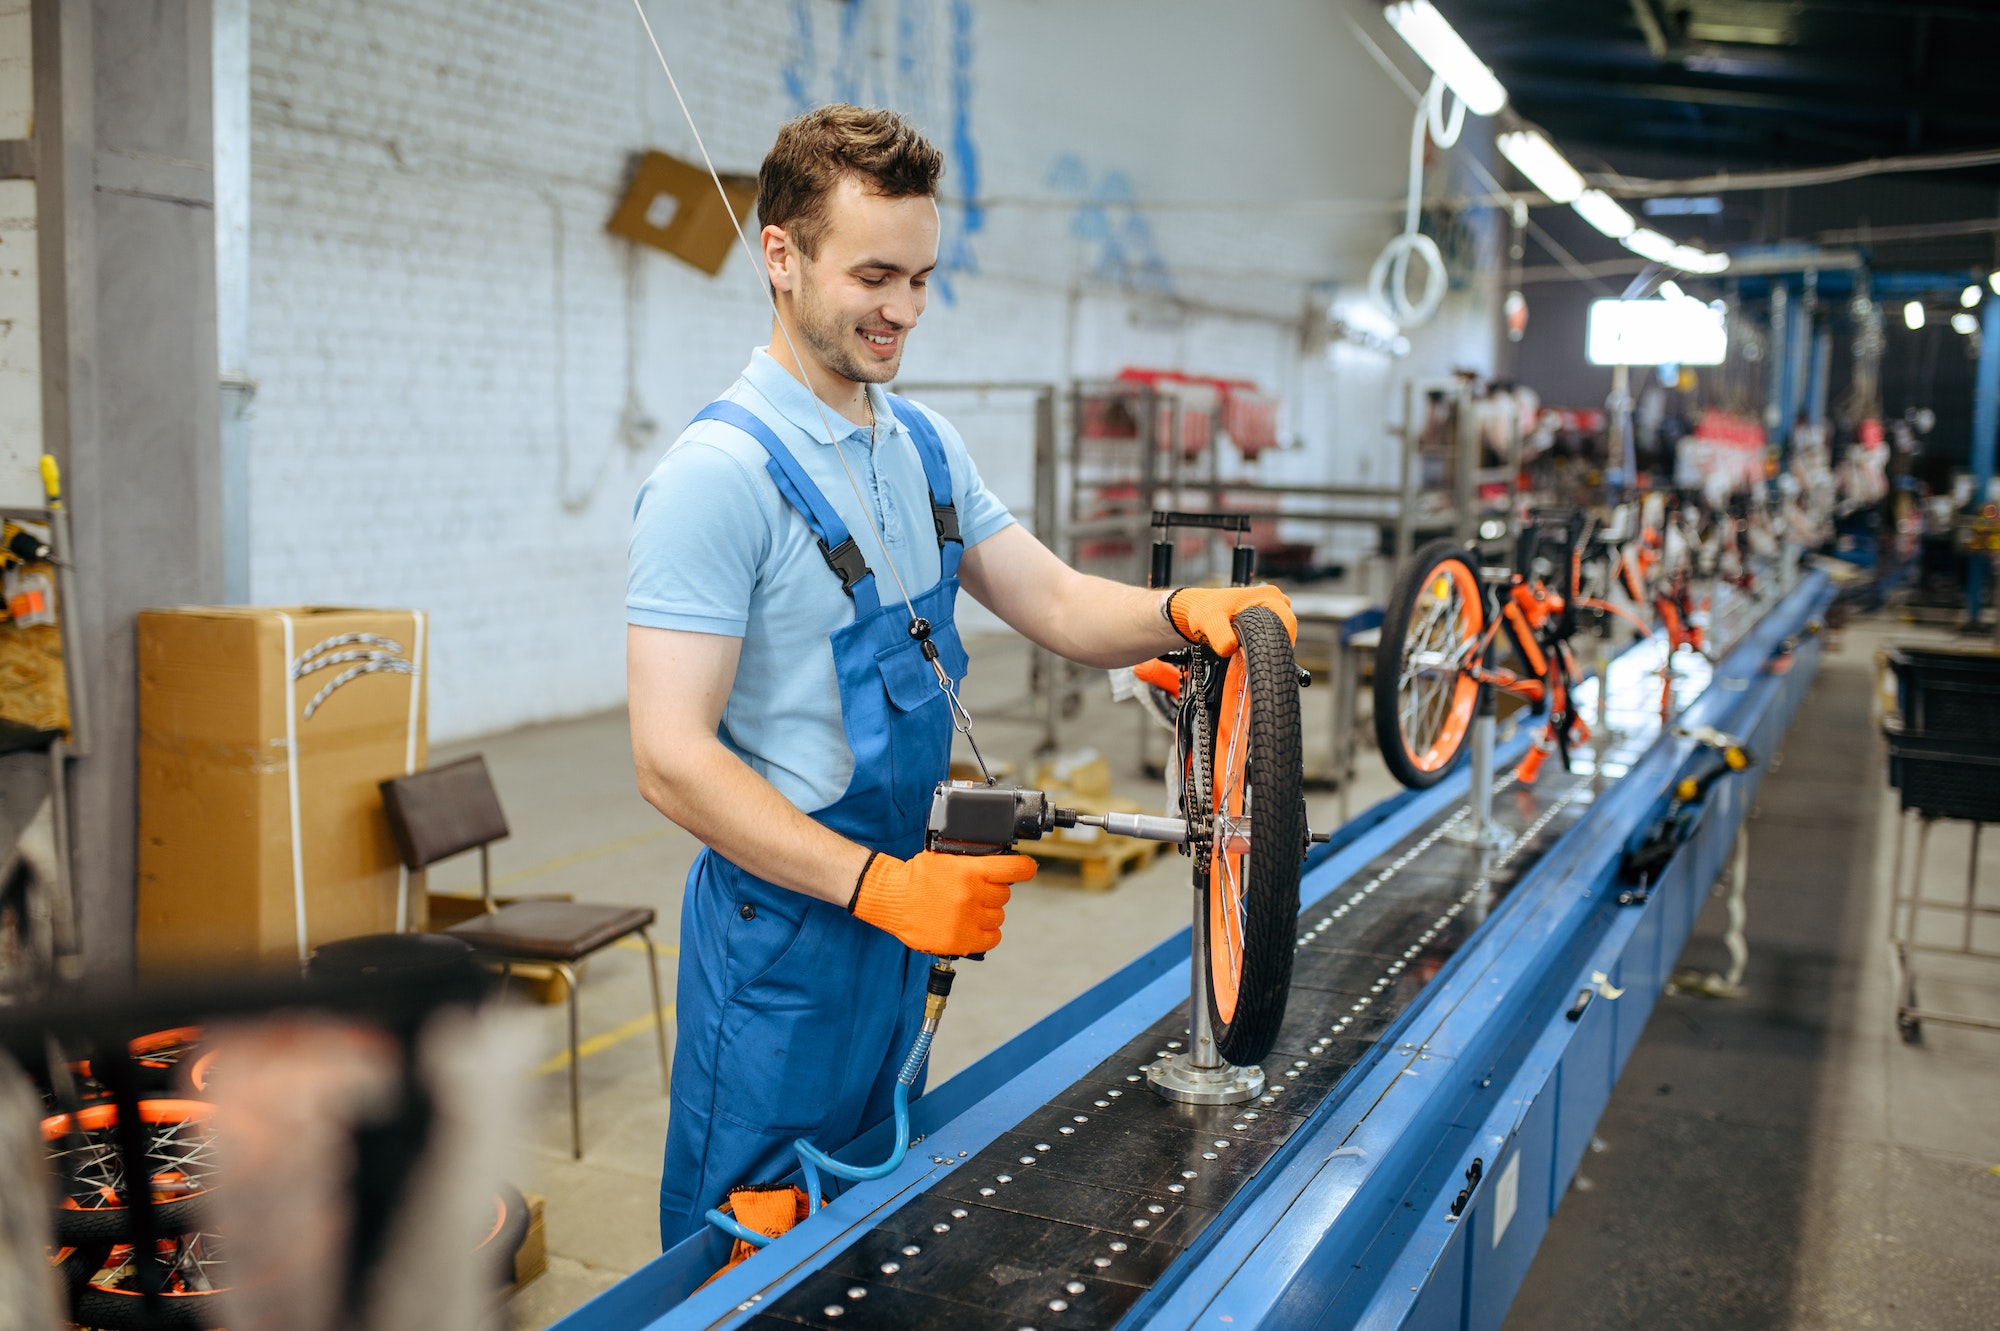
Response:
[441,615,1998,1331]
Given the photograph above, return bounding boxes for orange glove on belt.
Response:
[1166,584,1298,657]
[849,849,1035,956]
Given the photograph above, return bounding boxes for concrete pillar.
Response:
[35,0,223,978]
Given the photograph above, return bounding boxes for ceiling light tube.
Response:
[1668,245,1730,275]
[1497,130,1584,204]
[1962,284,1981,308]
[1904,301,1925,331]
[1384,1,1508,116]
[1572,189,1636,239]
[1989,270,2000,296]
[1622,228,1678,265]
[1951,312,1979,335]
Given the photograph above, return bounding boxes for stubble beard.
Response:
[793,263,900,387]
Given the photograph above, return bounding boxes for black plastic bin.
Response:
[1887,732,2000,823]
[1884,647,2000,744]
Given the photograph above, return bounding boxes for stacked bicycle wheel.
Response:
[34,1027,532,1328]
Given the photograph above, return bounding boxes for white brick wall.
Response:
[248,0,1498,741]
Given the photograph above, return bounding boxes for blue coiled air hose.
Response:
[705,961,955,1249]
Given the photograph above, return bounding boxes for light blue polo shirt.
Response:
[628,350,1016,813]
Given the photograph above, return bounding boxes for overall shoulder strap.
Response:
[689,401,880,613]
[885,395,964,579]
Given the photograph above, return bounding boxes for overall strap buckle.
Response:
[821,537,871,593]
[932,502,962,547]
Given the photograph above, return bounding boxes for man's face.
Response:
[776,175,938,387]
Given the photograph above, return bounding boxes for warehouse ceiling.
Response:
[1445,0,2000,177]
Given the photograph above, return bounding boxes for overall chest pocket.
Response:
[873,629,969,820]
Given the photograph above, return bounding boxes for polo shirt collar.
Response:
[744,348,906,448]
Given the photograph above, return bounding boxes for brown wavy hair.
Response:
[756,105,943,258]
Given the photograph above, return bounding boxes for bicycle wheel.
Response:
[1375,540,1485,789]
[69,1232,228,1331]
[1200,605,1304,1067]
[43,1098,217,1243]
[475,1183,533,1286]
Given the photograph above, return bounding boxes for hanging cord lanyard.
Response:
[631,1,992,781]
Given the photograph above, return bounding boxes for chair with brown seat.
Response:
[379,755,671,1158]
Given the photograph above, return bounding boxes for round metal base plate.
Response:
[1143,1052,1265,1105]
[1446,819,1514,851]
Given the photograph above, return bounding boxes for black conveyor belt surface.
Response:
[752,770,1595,1331]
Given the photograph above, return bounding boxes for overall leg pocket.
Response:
[713,903,847,1136]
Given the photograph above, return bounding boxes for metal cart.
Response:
[1883,645,2000,1042]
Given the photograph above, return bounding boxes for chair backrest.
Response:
[379,756,510,872]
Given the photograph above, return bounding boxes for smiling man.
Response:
[628,105,1294,1247]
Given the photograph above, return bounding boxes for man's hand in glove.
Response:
[1166,585,1298,657]
[849,850,1037,956]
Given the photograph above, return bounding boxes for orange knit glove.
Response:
[1167,585,1298,656]
[850,850,1034,956]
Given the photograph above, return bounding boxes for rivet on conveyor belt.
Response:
[880,1261,901,1274]
[979,1186,996,1196]
[996,1173,1012,1183]
[933,1222,950,1233]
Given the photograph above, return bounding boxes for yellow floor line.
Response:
[533,1005,675,1079]
[484,825,683,894]
[615,935,679,956]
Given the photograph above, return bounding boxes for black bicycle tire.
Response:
[67,1239,228,1331]
[1201,605,1304,1067]
[1374,540,1484,790]
[477,1182,533,1285]
[44,1098,215,1244]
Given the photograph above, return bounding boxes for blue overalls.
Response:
[657,395,969,1247]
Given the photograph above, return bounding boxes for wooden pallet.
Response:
[1022,832,1165,891]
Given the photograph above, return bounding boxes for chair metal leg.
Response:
[639,927,672,1095]
[556,962,582,1159]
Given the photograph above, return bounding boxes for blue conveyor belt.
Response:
[560,571,1832,1331]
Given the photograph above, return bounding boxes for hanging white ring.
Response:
[1425,76,1465,150]
[1370,231,1447,327]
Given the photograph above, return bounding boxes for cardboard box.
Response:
[605,149,757,276]
[137,607,428,973]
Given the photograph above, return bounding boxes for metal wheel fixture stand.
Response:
[1449,685,1514,851]
[1145,876,1266,1105]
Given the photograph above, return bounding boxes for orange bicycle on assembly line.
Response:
[1374,512,1643,792]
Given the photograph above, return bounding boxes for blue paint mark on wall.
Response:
[1046,153,1173,295]
[779,0,984,305]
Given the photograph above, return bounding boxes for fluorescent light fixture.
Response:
[1669,244,1730,274]
[1587,298,1728,366]
[1952,311,1979,335]
[1622,228,1678,264]
[1990,270,2000,296]
[1904,301,1925,331]
[1657,279,1686,301]
[1496,130,1584,203]
[1962,284,1982,308]
[1384,1,1507,116]
[1572,189,1635,239]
